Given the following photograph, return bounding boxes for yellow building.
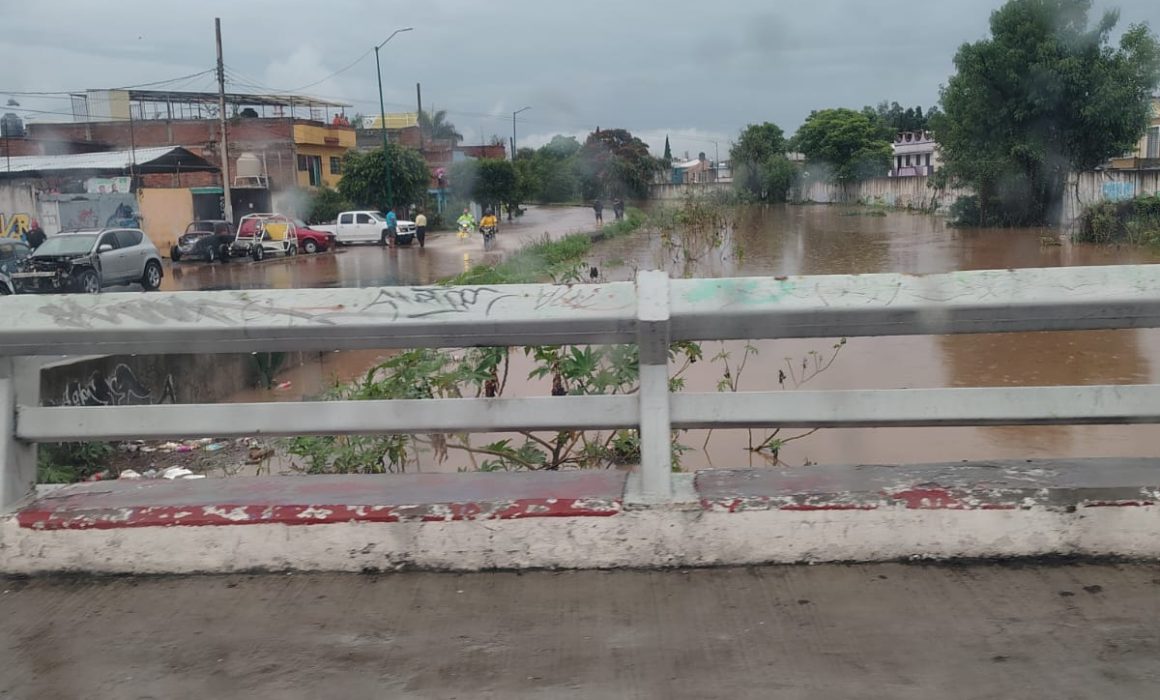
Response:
[293,122,357,189]
[1110,97,1160,169]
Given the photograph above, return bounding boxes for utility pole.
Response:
[511,106,531,161]
[215,17,234,224]
[416,82,424,152]
[374,27,412,211]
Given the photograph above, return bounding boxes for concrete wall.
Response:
[138,188,194,251]
[1062,169,1160,225]
[650,182,732,200]
[39,350,323,408]
[800,175,972,212]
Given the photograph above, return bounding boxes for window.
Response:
[356,213,373,224]
[1147,126,1160,160]
[330,156,342,175]
[905,155,911,166]
[339,213,353,225]
[97,232,120,251]
[925,153,932,167]
[297,155,323,186]
[114,229,143,248]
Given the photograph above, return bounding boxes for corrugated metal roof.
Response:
[0,147,214,176]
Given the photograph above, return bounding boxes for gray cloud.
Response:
[2,0,1157,158]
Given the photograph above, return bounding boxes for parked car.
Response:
[11,229,164,294]
[313,210,416,246]
[231,214,300,261]
[291,219,336,254]
[0,239,32,295]
[171,220,234,263]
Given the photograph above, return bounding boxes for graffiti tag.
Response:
[60,363,177,407]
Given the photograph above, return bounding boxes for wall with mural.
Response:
[0,179,37,239]
[38,192,139,234]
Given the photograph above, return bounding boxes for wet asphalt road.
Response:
[152,205,596,292]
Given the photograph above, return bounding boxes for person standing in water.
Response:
[414,210,428,248]
[593,199,604,225]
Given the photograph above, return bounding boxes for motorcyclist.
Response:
[479,210,498,232]
[456,208,476,239]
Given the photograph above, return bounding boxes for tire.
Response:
[75,269,101,294]
[252,246,265,262]
[141,261,162,291]
[288,245,298,257]
[302,239,318,254]
[170,246,182,262]
[205,245,217,263]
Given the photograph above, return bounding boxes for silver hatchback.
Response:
[12,228,164,294]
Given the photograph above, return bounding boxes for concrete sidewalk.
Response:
[3,563,1159,699]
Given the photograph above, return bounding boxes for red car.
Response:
[293,219,336,254]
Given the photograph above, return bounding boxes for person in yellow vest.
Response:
[415,211,428,248]
[479,210,498,231]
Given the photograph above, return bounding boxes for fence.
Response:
[4,265,1160,509]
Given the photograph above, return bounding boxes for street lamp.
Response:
[374,27,413,210]
[512,106,531,161]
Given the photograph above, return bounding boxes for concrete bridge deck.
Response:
[3,562,1158,699]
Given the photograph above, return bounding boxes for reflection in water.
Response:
[591,205,1160,469]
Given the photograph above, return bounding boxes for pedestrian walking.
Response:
[593,199,604,225]
[613,199,624,222]
[385,207,398,247]
[415,211,428,248]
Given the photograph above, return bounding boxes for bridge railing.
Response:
[4,265,1160,508]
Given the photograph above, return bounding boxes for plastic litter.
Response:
[161,466,194,480]
[275,381,293,390]
[118,469,143,480]
[205,442,228,452]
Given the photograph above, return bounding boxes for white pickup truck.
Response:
[313,210,417,246]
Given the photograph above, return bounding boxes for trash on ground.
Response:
[118,469,143,480]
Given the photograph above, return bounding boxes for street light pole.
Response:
[374,27,413,211]
[512,106,531,161]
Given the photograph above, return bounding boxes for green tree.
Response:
[337,144,431,212]
[935,0,1160,225]
[305,186,353,224]
[863,101,941,134]
[576,128,660,199]
[662,135,673,165]
[418,109,464,145]
[730,122,796,201]
[793,108,893,182]
[449,158,521,213]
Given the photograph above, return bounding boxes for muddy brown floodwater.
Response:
[204,204,1160,474]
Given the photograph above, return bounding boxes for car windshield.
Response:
[35,235,97,257]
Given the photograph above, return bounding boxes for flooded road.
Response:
[156,205,596,292]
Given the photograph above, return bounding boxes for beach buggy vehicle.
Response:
[230,214,300,262]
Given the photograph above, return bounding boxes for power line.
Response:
[0,68,217,97]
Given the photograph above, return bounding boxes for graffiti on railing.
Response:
[371,286,515,318]
[60,364,176,407]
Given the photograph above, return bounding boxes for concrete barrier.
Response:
[4,459,1158,574]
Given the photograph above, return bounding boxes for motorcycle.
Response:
[457,220,473,240]
[480,224,497,251]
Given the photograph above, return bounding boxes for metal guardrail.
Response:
[4,265,1160,508]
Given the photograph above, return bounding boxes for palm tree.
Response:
[419,110,464,145]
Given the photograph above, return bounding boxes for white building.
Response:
[890,131,939,177]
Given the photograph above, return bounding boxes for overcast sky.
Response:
[4,0,1158,158]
